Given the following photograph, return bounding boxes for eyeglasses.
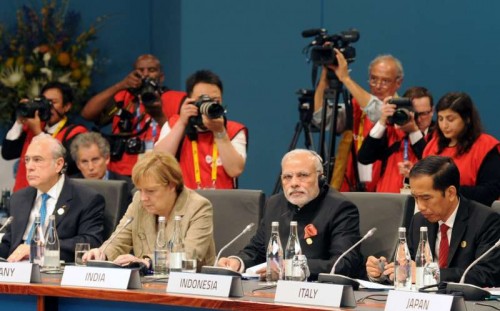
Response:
[368,76,397,88]
[415,110,433,118]
[281,171,319,183]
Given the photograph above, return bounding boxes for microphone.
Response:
[446,238,500,301]
[318,227,377,290]
[301,28,326,38]
[0,216,13,233]
[200,222,255,277]
[97,216,134,261]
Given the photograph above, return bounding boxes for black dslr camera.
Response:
[130,77,161,107]
[189,95,225,128]
[16,97,52,121]
[303,28,360,66]
[388,98,413,126]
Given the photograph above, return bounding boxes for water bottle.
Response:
[266,221,284,284]
[29,214,45,265]
[43,215,60,270]
[154,216,169,275]
[285,221,301,280]
[394,227,412,291]
[169,216,185,272]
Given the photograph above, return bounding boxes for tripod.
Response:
[272,90,316,194]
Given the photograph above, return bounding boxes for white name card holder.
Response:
[275,280,356,308]
[0,262,41,284]
[385,290,466,311]
[167,271,243,298]
[61,265,141,290]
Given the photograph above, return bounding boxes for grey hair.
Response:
[281,149,324,173]
[31,133,66,160]
[70,132,110,162]
[368,54,404,79]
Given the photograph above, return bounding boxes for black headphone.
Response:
[308,150,327,187]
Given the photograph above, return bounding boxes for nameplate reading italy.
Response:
[0,262,41,284]
[275,280,356,308]
[385,290,466,311]
[167,272,243,297]
[61,266,141,289]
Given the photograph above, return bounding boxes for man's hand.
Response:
[7,244,30,262]
[397,112,419,133]
[378,97,397,125]
[119,70,143,90]
[397,160,413,178]
[217,257,241,271]
[202,115,225,133]
[178,99,199,126]
[366,255,394,281]
[82,248,106,262]
[327,48,350,82]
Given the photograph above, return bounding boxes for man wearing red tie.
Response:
[366,156,500,287]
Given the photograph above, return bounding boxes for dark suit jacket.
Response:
[408,196,500,287]
[0,177,105,262]
[237,186,363,280]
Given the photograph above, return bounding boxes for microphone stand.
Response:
[318,228,377,290]
[445,239,500,301]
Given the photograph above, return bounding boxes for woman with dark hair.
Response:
[423,92,500,206]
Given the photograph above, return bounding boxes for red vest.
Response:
[170,115,247,189]
[108,89,186,176]
[13,124,87,192]
[340,99,381,192]
[376,127,419,193]
[423,133,500,186]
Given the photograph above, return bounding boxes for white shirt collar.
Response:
[438,198,460,229]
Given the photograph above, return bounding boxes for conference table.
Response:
[0,273,498,311]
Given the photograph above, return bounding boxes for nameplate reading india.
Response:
[61,266,141,290]
[0,262,41,284]
[385,290,466,311]
[275,280,356,308]
[167,272,243,297]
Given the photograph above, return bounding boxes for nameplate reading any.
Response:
[167,272,243,297]
[275,280,356,308]
[0,262,40,284]
[385,290,466,311]
[61,265,141,289]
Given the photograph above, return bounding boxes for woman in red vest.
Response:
[423,92,500,206]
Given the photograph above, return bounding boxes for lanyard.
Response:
[403,138,409,161]
[51,117,67,137]
[191,140,218,188]
[356,112,365,151]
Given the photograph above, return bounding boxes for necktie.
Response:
[25,193,49,243]
[439,223,449,268]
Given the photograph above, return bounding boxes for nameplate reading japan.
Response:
[61,266,141,289]
[0,262,41,284]
[385,290,466,311]
[275,280,356,308]
[167,272,243,297]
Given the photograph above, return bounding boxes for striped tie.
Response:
[25,193,49,243]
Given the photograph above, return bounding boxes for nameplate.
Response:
[0,262,41,284]
[167,272,243,297]
[275,280,356,308]
[385,290,466,311]
[61,265,141,289]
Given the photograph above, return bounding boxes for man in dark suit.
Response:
[218,149,363,280]
[0,134,105,263]
[366,156,500,287]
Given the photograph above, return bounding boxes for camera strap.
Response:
[50,116,68,137]
[191,140,218,188]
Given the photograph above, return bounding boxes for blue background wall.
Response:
[1,0,499,194]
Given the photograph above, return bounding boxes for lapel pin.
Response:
[460,241,467,248]
[57,205,66,215]
[306,238,313,245]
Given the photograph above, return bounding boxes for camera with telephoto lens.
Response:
[189,95,226,128]
[130,77,161,107]
[388,97,413,126]
[16,97,52,121]
[302,28,359,66]
[125,136,145,154]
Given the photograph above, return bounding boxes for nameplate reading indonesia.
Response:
[385,290,466,311]
[275,280,356,308]
[61,266,141,289]
[0,262,41,284]
[167,271,243,297]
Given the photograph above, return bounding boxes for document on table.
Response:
[356,279,394,290]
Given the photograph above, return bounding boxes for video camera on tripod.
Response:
[302,28,360,67]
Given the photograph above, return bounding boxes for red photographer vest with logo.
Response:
[423,133,500,186]
[108,89,186,176]
[13,122,87,192]
[169,115,247,189]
